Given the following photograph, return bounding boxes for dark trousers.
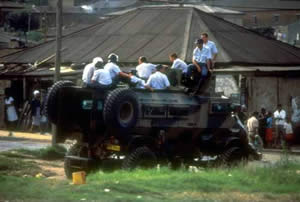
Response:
[89,82,112,89]
[187,63,208,78]
[185,63,209,90]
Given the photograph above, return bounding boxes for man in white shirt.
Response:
[168,53,187,86]
[145,65,170,91]
[186,39,212,93]
[169,53,188,73]
[201,33,218,68]
[136,56,156,80]
[274,104,286,147]
[247,112,259,144]
[91,66,112,89]
[82,57,103,86]
[129,71,146,89]
[104,53,131,86]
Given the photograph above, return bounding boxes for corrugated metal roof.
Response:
[0,1,24,8]
[1,6,300,67]
[207,0,300,10]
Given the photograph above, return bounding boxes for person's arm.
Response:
[254,120,259,134]
[118,71,131,79]
[145,85,154,92]
[164,75,170,89]
[206,58,211,71]
[89,68,95,82]
[6,101,13,107]
[145,76,154,91]
[206,49,212,71]
[192,59,201,72]
[281,110,286,120]
[91,71,98,83]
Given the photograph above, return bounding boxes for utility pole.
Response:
[52,0,62,146]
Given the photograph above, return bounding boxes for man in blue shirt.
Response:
[186,39,212,94]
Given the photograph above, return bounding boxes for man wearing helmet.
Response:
[82,57,104,87]
[104,53,131,86]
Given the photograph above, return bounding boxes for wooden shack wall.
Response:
[246,76,300,117]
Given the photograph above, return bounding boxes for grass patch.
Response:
[0,154,42,177]
[1,145,66,160]
[0,158,300,201]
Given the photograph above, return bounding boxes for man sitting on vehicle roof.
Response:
[145,64,170,91]
[201,33,218,69]
[82,57,103,87]
[136,56,156,81]
[129,70,146,89]
[90,61,112,89]
[104,53,131,86]
[186,39,212,94]
[167,53,188,86]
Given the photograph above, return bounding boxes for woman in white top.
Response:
[4,92,18,136]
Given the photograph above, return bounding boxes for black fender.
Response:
[224,136,242,149]
[127,135,157,152]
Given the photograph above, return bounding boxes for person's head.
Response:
[201,33,209,43]
[93,57,104,68]
[33,90,40,99]
[169,53,178,63]
[138,56,147,64]
[261,108,266,114]
[108,53,119,63]
[267,111,273,117]
[277,104,282,111]
[195,38,204,49]
[4,88,11,98]
[252,111,259,118]
[156,64,165,73]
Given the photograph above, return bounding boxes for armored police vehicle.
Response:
[46,80,260,178]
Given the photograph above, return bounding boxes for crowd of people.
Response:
[82,32,218,94]
[246,104,295,149]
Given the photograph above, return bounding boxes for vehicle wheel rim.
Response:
[119,101,134,125]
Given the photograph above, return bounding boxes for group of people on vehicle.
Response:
[82,32,218,93]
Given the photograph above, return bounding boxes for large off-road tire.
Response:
[45,80,74,124]
[103,88,139,129]
[64,143,89,179]
[122,146,157,170]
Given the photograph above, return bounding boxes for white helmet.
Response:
[92,57,104,64]
[108,53,119,63]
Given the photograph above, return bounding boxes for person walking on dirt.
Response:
[265,111,273,148]
[247,112,259,144]
[258,108,267,146]
[4,90,18,136]
[274,104,286,148]
[284,117,294,149]
[31,90,41,133]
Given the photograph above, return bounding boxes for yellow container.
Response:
[72,171,86,185]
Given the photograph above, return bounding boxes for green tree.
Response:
[6,11,40,42]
